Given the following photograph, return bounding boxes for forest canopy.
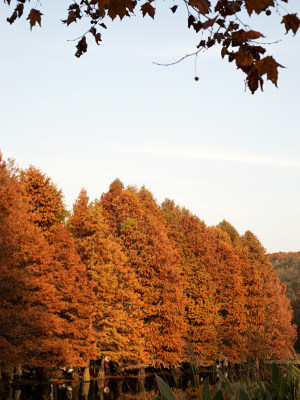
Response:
[3,0,300,93]
[0,153,297,372]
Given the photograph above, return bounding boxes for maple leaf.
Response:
[202,16,217,29]
[232,29,264,44]
[247,67,263,93]
[244,0,274,16]
[63,10,77,26]
[255,56,284,86]
[107,0,136,20]
[281,13,300,35]
[188,0,211,15]
[170,5,178,13]
[27,9,43,30]
[141,2,155,19]
[235,49,254,68]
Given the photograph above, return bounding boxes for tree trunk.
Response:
[138,367,145,392]
[72,367,80,381]
[96,379,104,400]
[83,361,90,382]
[97,358,105,381]
[117,380,123,398]
[81,382,90,400]
[71,381,80,400]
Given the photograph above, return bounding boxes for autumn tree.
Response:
[68,188,145,367]
[46,223,96,366]
[218,221,296,360]
[3,0,299,92]
[2,163,97,368]
[0,156,68,371]
[101,180,186,366]
[203,226,247,362]
[241,231,296,360]
[270,253,300,351]
[20,166,66,231]
[161,199,220,365]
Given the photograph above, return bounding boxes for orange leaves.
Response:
[244,0,274,16]
[20,166,65,231]
[189,0,211,15]
[0,153,297,368]
[27,8,43,30]
[101,182,186,366]
[282,13,300,35]
[141,2,155,19]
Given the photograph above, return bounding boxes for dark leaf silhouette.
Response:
[282,13,300,35]
[27,8,42,30]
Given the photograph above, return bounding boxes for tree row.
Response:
[0,154,296,373]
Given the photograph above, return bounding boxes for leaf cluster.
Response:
[3,0,300,92]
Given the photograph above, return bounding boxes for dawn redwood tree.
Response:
[0,156,67,371]
[203,226,247,362]
[20,165,66,231]
[241,231,296,360]
[69,189,145,367]
[161,199,220,365]
[3,0,300,93]
[47,223,96,366]
[101,180,186,366]
[218,220,261,361]
[218,221,296,360]
[19,164,96,366]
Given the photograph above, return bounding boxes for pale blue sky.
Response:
[1,1,300,253]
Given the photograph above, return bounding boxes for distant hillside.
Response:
[269,252,300,350]
[269,251,300,266]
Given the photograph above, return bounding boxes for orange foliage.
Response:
[204,226,247,362]
[0,157,296,370]
[0,157,65,370]
[20,166,65,231]
[101,181,186,366]
[162,199,220,365]
[241,231,296,360]
[69,189,144,366]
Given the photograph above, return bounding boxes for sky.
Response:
[1,0,300,253]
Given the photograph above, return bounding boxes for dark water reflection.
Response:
[1,372,222,400]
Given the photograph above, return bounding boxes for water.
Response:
[0,372,221,400]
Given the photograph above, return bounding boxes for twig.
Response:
[153,48,203,67]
